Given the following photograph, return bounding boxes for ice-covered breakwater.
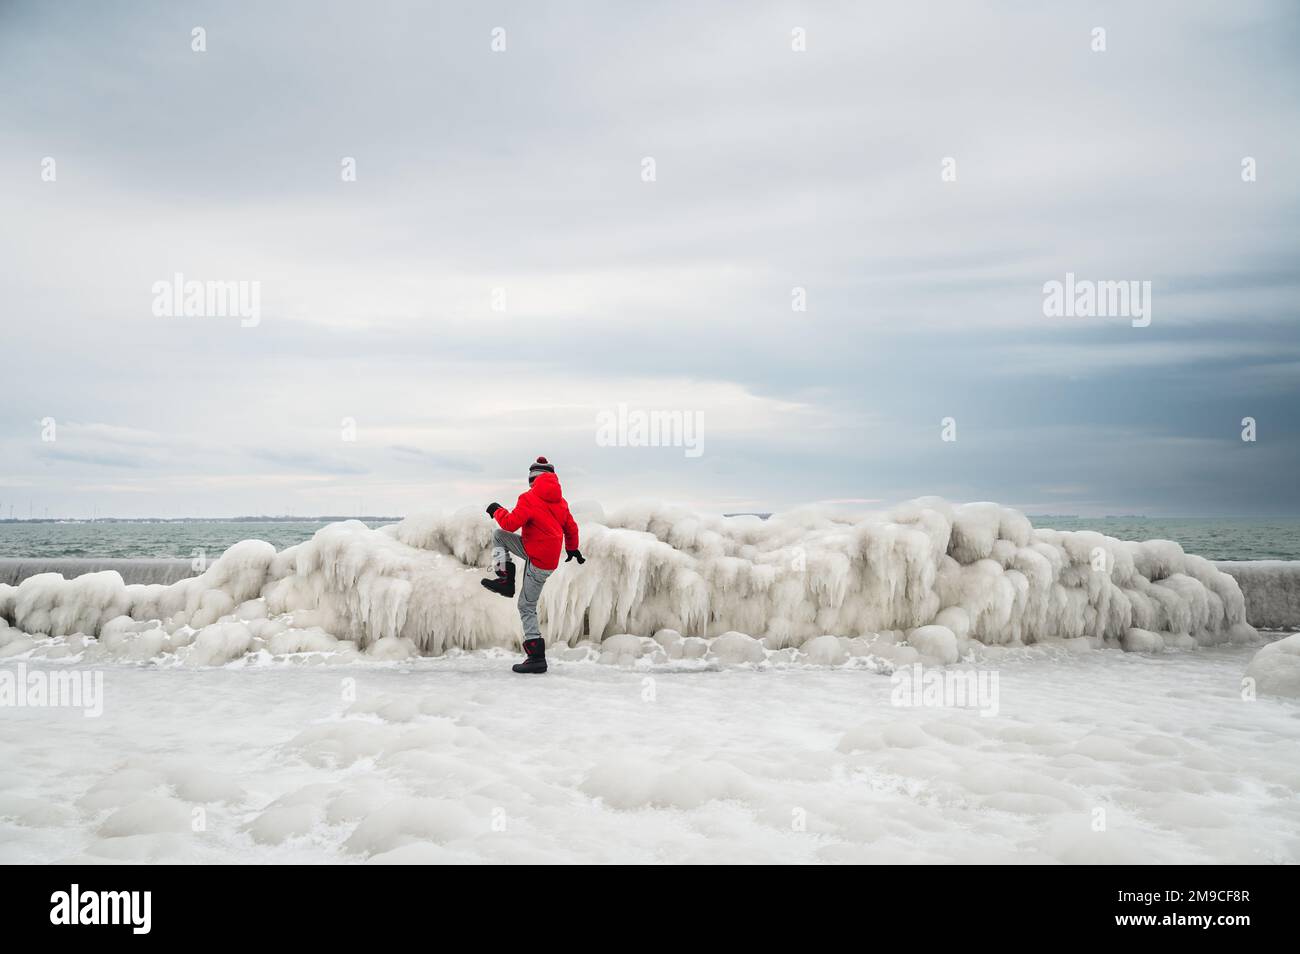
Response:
[0,558,199,587]
[0,499,1265,665]
[1215,561,1300,631]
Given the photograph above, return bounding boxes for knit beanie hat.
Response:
[528,456,556,483]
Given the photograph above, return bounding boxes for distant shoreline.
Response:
[0,516,404,525]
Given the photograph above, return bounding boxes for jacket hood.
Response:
[530,471,563,502]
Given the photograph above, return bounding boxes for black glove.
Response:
[486,502,502,517]
[565,549,585,564]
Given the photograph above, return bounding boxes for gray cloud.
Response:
[388,446,483,472]
[36,446,150,470]
[1,0,1297,517]
[246,448,370,477]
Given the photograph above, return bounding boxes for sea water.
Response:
[0,515,1297,561]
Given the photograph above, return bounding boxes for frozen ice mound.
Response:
[0,498,1259,662]
[1245,633,1300,698]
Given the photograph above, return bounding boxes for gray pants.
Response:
[493,528,553,642]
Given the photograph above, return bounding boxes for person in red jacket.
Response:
[482,456,584,673]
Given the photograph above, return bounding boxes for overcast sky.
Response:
[2,0,1297,518]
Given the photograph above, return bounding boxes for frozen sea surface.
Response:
[1,645,1297,864]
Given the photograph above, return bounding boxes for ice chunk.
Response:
[184,621,254,667]
[1244,633,1300,698]
[907,625,959,664]
[1121,628,1166,653]
[708,631,765,665]
[800,634,849,666]
[598,633,647,665]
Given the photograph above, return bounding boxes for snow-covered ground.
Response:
[1,641,1297,864]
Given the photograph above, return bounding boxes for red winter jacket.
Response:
[493,472,579,571]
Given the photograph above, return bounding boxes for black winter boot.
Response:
[512,637,547,674]
[480,561,516,598]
